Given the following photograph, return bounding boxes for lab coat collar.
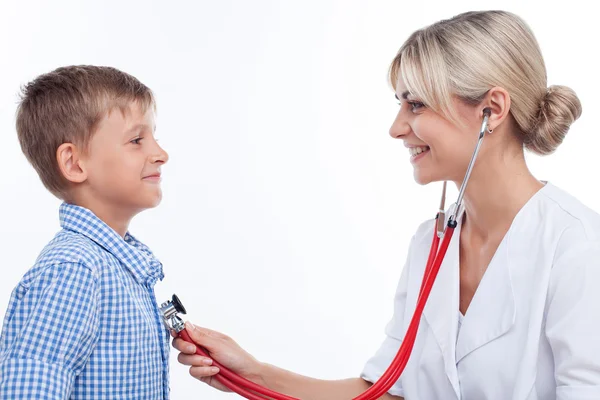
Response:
[422,202,516,396]
[422,203,463,398]
[455,237,516,363]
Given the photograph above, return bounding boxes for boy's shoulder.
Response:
[21,229,108,287]
[16,203,164,292]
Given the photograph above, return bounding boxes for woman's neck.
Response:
[455,151,544,241]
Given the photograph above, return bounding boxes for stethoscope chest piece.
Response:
[160,294,186,332]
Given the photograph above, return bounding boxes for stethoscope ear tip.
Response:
[482,107,492,117]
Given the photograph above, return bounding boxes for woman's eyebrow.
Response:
[395,91,411,100]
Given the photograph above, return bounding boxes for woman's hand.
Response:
[172,322,265,392]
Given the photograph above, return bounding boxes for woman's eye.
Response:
[408,101,425,112]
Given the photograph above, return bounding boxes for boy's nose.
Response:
[151,144,169,164]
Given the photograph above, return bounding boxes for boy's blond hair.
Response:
[16,65,156,198]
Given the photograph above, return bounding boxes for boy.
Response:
[0,66,170,399]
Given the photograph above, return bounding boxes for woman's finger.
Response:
[178,353,213,366]
[190,365,220,379]
[175,322,224,352]
[172,337,197,354]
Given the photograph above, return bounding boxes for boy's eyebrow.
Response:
[124,123,155,136]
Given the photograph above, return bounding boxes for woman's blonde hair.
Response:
[390,10,581,155]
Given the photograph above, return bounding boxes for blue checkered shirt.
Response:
[0,203,170,399]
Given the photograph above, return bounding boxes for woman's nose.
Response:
[389,110,411,139]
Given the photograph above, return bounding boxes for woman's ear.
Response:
[482,87,511,132]
[56,143,88,184]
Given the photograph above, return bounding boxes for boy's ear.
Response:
[56,143,88,184]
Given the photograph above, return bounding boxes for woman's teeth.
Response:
[409,146,430,156]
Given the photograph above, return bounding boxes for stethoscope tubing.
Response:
[176,108,493,399]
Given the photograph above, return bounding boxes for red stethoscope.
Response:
[161,108,492,399]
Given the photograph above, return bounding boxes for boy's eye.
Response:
[130,137,143,145]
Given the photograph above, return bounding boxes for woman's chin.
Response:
[413,170,433,185]
[413,170,450,186]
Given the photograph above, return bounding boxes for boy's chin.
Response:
[138,195,163,210]
[126,193,163,213]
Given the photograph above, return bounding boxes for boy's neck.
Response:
[89,205,133,238]
[68,192,137,238]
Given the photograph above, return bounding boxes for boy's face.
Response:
[82,102,168,214]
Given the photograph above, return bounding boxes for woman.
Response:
[172,10,600,399]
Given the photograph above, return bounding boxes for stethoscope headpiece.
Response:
[442,108,494,232]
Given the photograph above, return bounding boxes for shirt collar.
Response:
[59,202,164,286]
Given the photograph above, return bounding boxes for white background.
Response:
[0,1,598,399]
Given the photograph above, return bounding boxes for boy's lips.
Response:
[142,173,162,182]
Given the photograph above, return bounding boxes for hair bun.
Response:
[525,85,582,155]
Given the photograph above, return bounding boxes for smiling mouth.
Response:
[409,146,430,157]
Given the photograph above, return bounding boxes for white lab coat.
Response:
[361,182,600,399]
